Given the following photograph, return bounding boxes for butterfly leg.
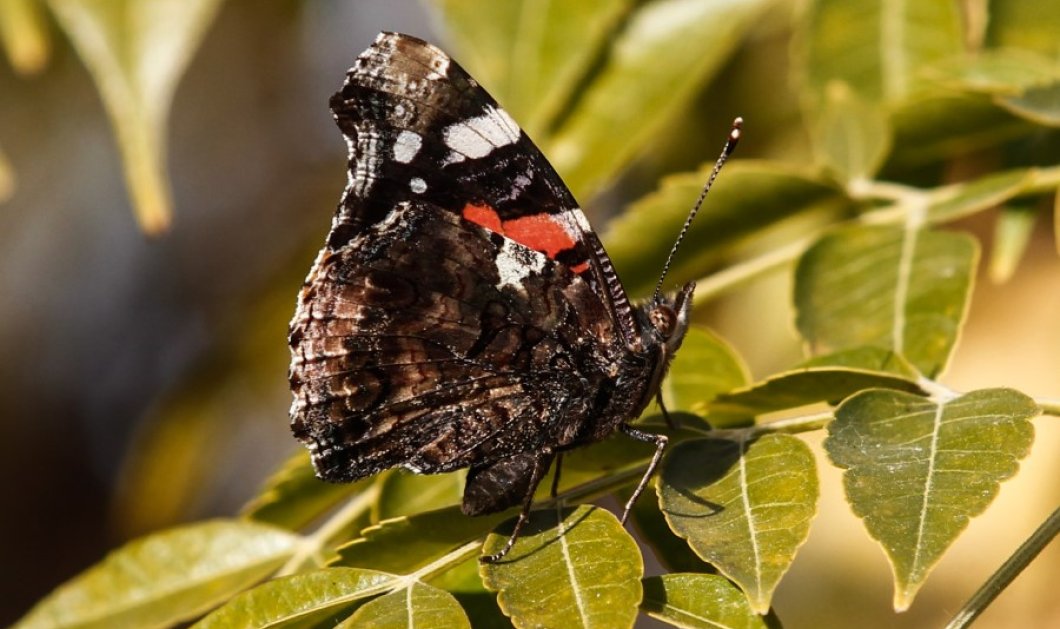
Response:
[655,392,678,429]
[480,450,552,563]
[618,424,668,524]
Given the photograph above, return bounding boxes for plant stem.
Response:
[943,505,1060,629]
[277,485,380,576]
[1036,398,1060,417]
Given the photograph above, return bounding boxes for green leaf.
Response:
[16,519,301,629]
[481,505,643,629]
[427,555,513,628]
[606,161,845,295]
[926,169,1036,222]
[337,582,471,629]
[989,205,1039,283]
[998,80,1060,127]
[624,487,714,574]
[0,0,50,74]
[801,346,919,377]
[46,0,223,234]
[661,326,750,426]
[924,49,1060,97]
[194,567,397,629]
[987,0,1060,58]
[711,365,921,417]
[336,507,507,575]
[825,388,1038,610]
[242,450,371,531]
[659,435,818,613]
[641,574,772,629]
[374,469,465,522]
[799,0,964,103]
[429,0,631,137]
[811,81,891,184]
[794,224,978,378]
[545,0,772,200]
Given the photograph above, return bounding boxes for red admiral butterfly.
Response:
[289,32,740,562]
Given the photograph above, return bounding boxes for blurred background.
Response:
[1,1,1058,627]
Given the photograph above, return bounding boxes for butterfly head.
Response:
[646,281,694,352]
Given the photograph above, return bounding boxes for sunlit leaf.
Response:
[16,520,301,629]
[926,169,1035,222]
[46,0,223,233]
[825,388,1038,610]
[989,205,1038,283]
[659,435,818,613]
[374,469,465,522]
[242,450,371,531]
[0,0,50,74]
[546,0,772,200]
[811,81,891,184]
[795,225,977,378]
[337,582,471,629]
[800,0,963,103]
[481,505,642,629]
[661,326,749,426]
[641,573,771,628]
[606,161,845,295]
[429,0,631,136]
[194,567,397,629]
[710,365,921,417]
[336,507,507,575]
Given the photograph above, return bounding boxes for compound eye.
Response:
[649,305,677,338]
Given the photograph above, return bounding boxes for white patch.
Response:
[443,105,521,159]
[392,130,422,163]
[409,177,427,194]
[495,239,546,291]
[441,151,466,166]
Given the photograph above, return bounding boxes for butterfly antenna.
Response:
[652,117,743,302]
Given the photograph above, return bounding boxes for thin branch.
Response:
[944,505,1060,629]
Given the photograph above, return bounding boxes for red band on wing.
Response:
[462,203,589,274]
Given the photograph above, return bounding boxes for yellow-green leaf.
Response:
[710,365,921,417]
[16,519,301,629]
[795,225,978,378]
[998,80,1060,127]
[0,0,50,74]
[926,169,1036,222]
[811,81,891,184]
[545,0,772,200]
[989,205,1038,283]
[374,469,465,522]
[46,0,223,233]
[194,567,397,629]
[606,161,844,296]
[0,145,13,202]
[825,388,1038,610]
[481,505,642,629]
[337,582,471,629]
[661,326,749,426]
[242,450,371,532]
[336,507,508,575]
[641,574,771,628]
[659,435,818,613]
[800,0,964,103]
[429,0,631,137]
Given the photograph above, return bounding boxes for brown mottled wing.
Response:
[289,202,621,481]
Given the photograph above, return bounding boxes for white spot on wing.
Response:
[409,177,427,193]
[443,105,522,158]
[495,239,546,291]
[392,130,422,163]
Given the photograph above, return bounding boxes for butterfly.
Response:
[289,31,739,562]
